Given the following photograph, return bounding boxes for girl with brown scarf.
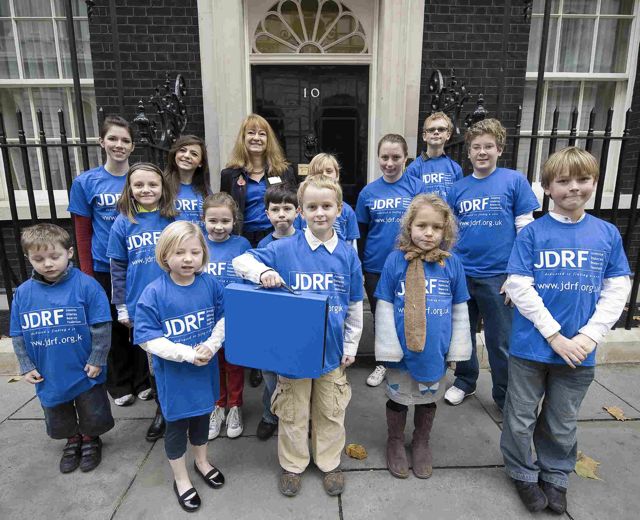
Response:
[374,194,472,479]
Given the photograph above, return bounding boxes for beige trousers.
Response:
[271,366,352,473]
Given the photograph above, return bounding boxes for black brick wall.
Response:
[87,0,205,140]
[417,0,531,166]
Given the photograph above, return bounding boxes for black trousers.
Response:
[364,271,381,316]
[42,384,114,439]
[94,271,150,398]
[164,414,209,460]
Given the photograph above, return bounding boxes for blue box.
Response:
[224,283,329,378]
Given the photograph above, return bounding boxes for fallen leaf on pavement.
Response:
[7,376,21,383]
[575,451,602,480]
[603,406,628,421]
[345,443,368,460]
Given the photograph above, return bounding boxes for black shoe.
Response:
[59,437,82,474]
[249,368,263,387]
[540,480,567,514]
[79,437,103,473]
[193,460,225,489]
[146,409,165,442]
[514,479,548,512]
[256,419,277,440]
[173,481,201,513]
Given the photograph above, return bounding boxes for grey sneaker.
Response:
[226,406,243,438]
[323,469,345,496]
[279,470,302,497]
[208,406,225,440]
[114,394,135,406]
[366,365,386,387]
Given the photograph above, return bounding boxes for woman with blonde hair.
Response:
[220,114,297,246]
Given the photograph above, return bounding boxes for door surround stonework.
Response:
[198,0,425,191]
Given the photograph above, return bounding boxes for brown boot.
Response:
[411,403,436,478]
[386,406,409,478]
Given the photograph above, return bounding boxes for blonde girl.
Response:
[374,194,472,480]
[294,153,359,247]
[135,221,225,513]
[165,135,211,224]
[201,193,251,440]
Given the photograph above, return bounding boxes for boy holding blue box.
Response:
[234,175,363,497]
[10,224,114,474]
[501,147,630,514]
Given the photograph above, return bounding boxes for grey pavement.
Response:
[1,364,639,519]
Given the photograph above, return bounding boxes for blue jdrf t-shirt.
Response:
[67,165,126,273]
[257,229,302,249]
[106,211,172,320]
[507,213,630,366]
[175,183,205,224]
[447,168,539,278]
[204,235,252,287]
[134,272,223,421]
[9,268,112,407]
[375,251,469,382]
[250,233,364,377]
[294,202,360,242]
[356,173,428,273]
[405,154,463,200]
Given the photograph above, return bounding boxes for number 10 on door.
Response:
[303,88,320,98]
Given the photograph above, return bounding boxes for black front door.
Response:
[252,65,369,206]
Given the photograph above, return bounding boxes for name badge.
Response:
[267,176,282,185]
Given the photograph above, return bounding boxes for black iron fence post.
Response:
[526,0,552,183]
[64,0,89,171]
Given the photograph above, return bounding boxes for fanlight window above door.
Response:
[253,0,368,54]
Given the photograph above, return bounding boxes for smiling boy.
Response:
[233,175,363,497]
[445,118,539,410]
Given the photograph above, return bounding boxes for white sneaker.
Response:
[366,365,386,387]
[226,406,243,439]
[208,406,225,440]
[137,388,153,401]
[114,394,135,406]
[444,386,474,406]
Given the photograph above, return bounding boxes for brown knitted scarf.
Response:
[401,245,451,352]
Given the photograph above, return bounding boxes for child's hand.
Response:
[118,318,133,328]
[193,347,212,366]
[84,364,102,378]
[500,281,512,306]
[195,345,213,362]
[571,333,597,355]
[341,355,355,367]
[547,333,588,369]
[24,369,44,384]
[447,361,456,370]
[260,269,284,288]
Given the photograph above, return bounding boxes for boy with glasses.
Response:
[406,112,463,200]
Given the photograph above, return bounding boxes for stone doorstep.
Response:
[1,327,639,376]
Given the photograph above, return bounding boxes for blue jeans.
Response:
[500,356,594,488]
[262,370,278,424]
[453,274,512,409]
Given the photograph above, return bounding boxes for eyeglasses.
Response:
[424,126,449,134]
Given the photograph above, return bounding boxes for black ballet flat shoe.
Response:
[173,481,201,513]
[194,460,225,489]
